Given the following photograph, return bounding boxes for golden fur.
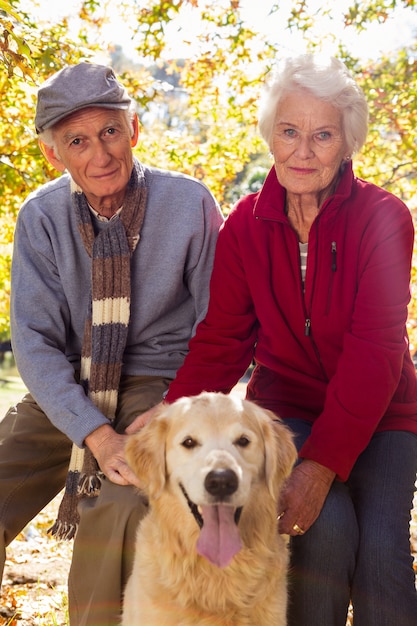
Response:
[122,392,297,626]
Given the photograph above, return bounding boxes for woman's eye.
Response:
[284,128,297,138]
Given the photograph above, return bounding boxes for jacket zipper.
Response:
[331,240,337,272]
[256,196,335,382]
[256,211,329,376]
[303,217,330,382]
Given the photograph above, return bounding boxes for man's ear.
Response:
[131,113,139,147]
[38,140,66,172]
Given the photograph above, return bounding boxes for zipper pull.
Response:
[305,318,311,336]
[331,241,337,272]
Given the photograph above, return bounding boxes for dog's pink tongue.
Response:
[197,504,242,568]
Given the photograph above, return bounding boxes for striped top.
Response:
[299,242,308,289]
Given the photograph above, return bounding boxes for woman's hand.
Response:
[278,459,335,536]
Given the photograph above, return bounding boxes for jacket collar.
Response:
[253,160,354,221]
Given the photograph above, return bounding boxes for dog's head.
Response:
[125,392,296,568]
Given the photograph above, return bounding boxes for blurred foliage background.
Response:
[0,0,416,351]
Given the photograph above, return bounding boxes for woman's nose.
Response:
[295,135,314,158]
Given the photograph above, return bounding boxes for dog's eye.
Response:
[234,435,250,447]
[181,437,198,449]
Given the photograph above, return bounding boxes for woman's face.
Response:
[271,89,349,202]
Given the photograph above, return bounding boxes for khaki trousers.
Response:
[0,375,170,626]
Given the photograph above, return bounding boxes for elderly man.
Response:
[0,62,223,625]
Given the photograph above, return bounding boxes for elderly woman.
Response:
[131,54,417,624]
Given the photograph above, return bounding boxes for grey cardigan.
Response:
[11,161,223,446]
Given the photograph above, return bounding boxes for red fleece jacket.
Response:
[166,163,417,480]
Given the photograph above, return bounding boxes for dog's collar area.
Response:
[179,483,243,529]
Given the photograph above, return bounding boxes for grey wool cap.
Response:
[35,62,132,134]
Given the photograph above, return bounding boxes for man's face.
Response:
[50,107,135,214]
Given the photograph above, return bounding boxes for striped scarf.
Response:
[49,160,147,540]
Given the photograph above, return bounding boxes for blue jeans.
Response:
[283,418,417,626]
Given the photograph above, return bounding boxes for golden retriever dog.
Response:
[122,391,297,626]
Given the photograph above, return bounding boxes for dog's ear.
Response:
[246,403,297,499]
[125,410,169,499]
[266,416,297,498]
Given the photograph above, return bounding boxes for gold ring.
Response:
[292,523,305,535]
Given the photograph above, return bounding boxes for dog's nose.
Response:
[205,469,238,497]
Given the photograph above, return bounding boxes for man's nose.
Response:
[91,140,112,166]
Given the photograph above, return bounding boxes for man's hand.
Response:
[277,459,335,536]
[125,402,164,434]
[85,424,142,488]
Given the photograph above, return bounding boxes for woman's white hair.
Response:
[258,54,369,156]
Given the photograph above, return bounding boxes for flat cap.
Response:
[35,62,132,134]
